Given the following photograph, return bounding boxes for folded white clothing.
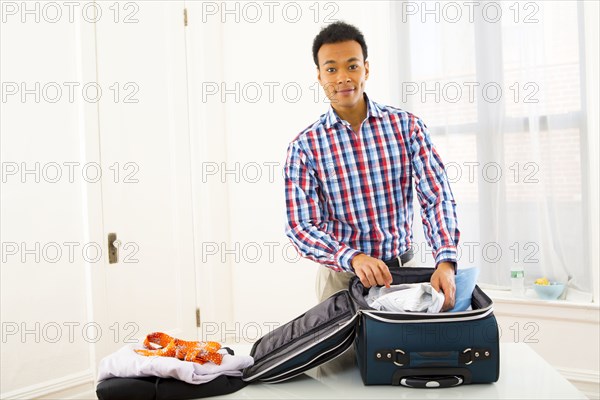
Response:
[97,344,254,385]
[366,283,445,313]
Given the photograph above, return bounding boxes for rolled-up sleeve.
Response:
[409,118,460,269]
[284,142,360,272]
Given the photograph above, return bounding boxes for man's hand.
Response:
[431,262,456,311]
[351,254,393,288]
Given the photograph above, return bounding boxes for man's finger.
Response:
[440,279,456,311]
[363,269,376,288]
[442,292,452,311]
[430,276,440,292]
[355,270,370,288]
[372,265,389,287]
[377,261,393,287]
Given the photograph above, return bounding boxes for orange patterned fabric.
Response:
[134,332,223,365]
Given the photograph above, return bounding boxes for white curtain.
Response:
[394,0,592,299]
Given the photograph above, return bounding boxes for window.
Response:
[397,0,591,297]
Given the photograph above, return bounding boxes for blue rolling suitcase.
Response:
[242,267,499,388]
[350,267,500,387]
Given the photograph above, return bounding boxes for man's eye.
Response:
[349,65,358,70]
[327,68,336,73]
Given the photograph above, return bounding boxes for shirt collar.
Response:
[324,92,384,129]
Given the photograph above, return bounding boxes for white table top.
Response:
[215,342,585,399]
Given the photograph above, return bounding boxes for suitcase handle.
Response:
[399,375,462,388]
[392,368,472,388]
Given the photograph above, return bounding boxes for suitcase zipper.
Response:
[362,307,494,324]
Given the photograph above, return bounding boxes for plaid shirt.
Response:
[284,93,460,272]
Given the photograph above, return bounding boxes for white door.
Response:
[91,0,197,360]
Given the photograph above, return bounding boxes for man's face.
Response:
[317,40,369,109]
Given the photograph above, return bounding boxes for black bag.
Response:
[95,347,247,400]
[243,267,499,388]
[96,375,247,400]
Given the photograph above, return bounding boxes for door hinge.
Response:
[183,8,188,26]
[196,307,201,327]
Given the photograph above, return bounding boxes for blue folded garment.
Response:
[448,267,480,312]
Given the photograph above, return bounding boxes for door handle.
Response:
[108,232,121,264]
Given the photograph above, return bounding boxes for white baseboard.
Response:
[0,370,94,400]
[38,387,97,400]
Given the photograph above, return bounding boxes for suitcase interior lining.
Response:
[249,290,356,364]
[349,267,493,314]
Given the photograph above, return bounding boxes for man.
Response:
[284,21,459,310]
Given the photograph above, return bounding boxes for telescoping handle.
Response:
[392,368,472,388]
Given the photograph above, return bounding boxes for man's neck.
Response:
[332,95,368,127]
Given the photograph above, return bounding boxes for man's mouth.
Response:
[337,87,355,94]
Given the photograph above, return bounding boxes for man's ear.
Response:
[317,66,322,85]
[364,60,370,80]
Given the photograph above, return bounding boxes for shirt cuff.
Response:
[335,246,362,272]
[434,246,458,274]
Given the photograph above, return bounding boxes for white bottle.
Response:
[511,267,525,297]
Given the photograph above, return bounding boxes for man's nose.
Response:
[337,73,351,84]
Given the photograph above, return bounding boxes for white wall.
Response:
[0,10,93,395]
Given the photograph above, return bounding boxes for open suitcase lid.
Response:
[242,289,358,383]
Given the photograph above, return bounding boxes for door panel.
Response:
[94,0,196,356]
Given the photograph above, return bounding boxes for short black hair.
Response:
[312,21,368,67]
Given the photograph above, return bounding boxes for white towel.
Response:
[97,344,254,385]
[366,283,445,313]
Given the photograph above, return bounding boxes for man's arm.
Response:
[409,117,460,310]
[284,141,361,272]
[284,141,393,287]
